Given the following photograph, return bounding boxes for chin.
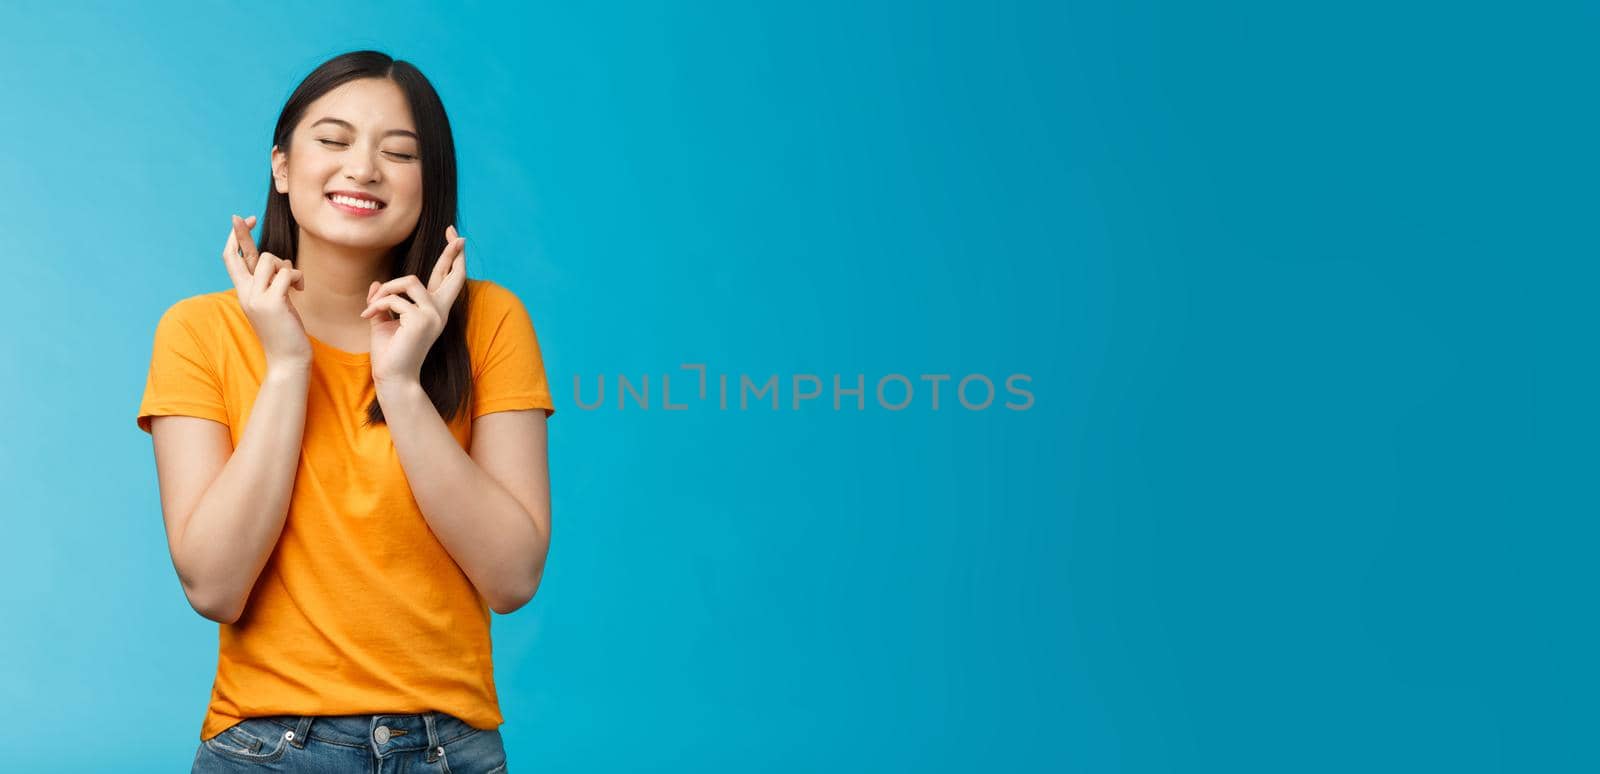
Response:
[307,223,407,251]
[292,197,416,247]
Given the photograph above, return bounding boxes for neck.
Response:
[288,229,391,321]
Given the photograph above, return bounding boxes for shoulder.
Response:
[463,279,545,367]
[465,278,534,331]
[467,278,524,314]
[155,289,238,330]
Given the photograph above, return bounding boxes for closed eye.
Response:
[316,138,414,161]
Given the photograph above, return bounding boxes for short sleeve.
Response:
[136,299,230,434]
[471,282,555,419]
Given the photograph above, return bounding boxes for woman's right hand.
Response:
[222,214,311,368]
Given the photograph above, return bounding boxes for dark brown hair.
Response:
[259,50,471,426]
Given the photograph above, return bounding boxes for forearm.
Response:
[179,364,309,622]
[377,380,547,613]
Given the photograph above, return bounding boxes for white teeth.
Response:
[330,194,381,210]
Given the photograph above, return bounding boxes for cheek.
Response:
[396,176,424,210]
[285,181,319,218]
[291,185,332,222]
[287,163,326,200]
[390,182,425,222]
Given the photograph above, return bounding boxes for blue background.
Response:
[1,1,1590,771]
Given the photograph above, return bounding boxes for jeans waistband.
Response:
[261,711,486,759]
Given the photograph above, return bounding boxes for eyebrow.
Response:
[309,116,419,140]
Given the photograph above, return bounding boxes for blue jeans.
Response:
[191,711,508,773]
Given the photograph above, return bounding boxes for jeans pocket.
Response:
[201,717,291,765]
[439,727,507,774]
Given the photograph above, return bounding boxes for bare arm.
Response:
[377,382,551,615]
[152,363,309,623]
[358,232,551,615]
[149,213,311,624]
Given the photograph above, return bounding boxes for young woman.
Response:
[136,50,554,773]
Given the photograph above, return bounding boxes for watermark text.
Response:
[573,364,1035,411]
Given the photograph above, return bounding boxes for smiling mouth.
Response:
[326,193,387,211]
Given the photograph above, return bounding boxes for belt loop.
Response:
[424,713,443,763]
[290,716,313,749]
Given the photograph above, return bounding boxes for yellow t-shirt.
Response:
[135,278,554,741]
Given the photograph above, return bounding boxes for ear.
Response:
[271,145,289,194]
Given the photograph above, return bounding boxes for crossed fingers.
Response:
[361,226,467,321]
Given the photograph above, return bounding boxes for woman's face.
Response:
[271,77,423,255]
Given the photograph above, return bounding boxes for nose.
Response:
[343,146,380,184]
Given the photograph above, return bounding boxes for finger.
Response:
[288,268,304,292]
[229,215,248,259]
[236,214,260,257]
[427,237,464,292]
[221,226,246,288]
[363,289,428,318]
[396,274,434,310]
[268,261,294,297]
[368,280,380,303]
[262,257,290,297]
[360,294,418,321]
[371,275,415,297]
[371,274,437,314]
[436,239,468,312]
[446,224,458,242]
[251,252,282,297]
[231,215,261,274]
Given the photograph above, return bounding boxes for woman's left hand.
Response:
[363,225,468,389]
